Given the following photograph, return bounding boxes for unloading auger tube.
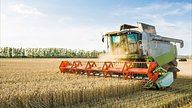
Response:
[59,22,184,89]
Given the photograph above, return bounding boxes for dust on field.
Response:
[177,59,192,76]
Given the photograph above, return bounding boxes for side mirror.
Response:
[102,35,104,42]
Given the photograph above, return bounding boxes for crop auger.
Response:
[59,22,184,89]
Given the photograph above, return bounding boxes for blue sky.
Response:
[0,0,192,55]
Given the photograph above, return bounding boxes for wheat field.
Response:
[0,58,192,108]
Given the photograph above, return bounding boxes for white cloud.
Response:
[113,2,192,17]
[112,2,192,55]
[183,3,192,11]
[10,4,45,16]
[1,2,191,55]
[0,9,110,51]
[1,13,6,18]
[58,16,74,23]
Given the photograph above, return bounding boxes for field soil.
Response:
[0,58,191,108]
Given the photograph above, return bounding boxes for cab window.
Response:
[127,34,138,43]
[112,36,120,43]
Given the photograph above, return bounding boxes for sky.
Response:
[0,0,192,55]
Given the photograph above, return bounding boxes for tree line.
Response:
[0,47,105,58]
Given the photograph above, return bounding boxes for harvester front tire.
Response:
[168,68,177,79]
[173,72,177,79]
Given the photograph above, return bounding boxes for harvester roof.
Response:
[120,24,138,30]
[105,30,141,36]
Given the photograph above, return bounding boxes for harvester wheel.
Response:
[173,72,177,79]
[168,67,178,79]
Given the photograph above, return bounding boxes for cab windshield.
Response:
[111,33,138,54]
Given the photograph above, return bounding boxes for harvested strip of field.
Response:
[0,59,143,108]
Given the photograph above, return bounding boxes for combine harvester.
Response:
[59,22,184,89]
